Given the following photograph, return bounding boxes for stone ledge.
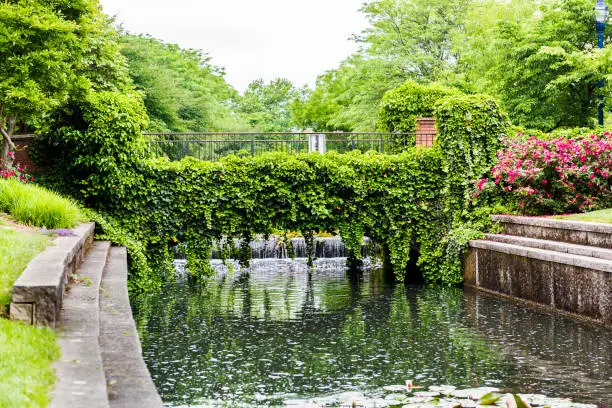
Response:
[100,247,163,408]
[491,214,612,234]
[469,240,612,273]
[10,222,95,327]
[465,244,612,326]
[483,233,612,261]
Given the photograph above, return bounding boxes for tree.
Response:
[0,0,93,162]
[453,0,612,130]
[291,57,407,131]
[291,0,470,132]
[119,34,245,132]
[236,78,298,132]
[358,0,470,80]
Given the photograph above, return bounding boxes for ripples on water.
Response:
[130,259,612,407]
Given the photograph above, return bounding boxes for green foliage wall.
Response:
[91,150,452,291]
[378,81,460,133]
[436,94,510,211]
[39,80,508,291]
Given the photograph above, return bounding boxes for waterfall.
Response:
[210,236,376,260]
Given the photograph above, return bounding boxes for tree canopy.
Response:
[295,0,612,132]
[119,34,245,132]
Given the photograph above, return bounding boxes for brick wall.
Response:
[415,117,436,147]
[12,134,43,173]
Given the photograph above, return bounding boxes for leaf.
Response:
[478,392,501,405]
[513,394,531,408]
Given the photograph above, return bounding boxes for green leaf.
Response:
[478,392,501,405]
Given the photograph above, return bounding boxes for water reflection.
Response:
[131,259,612,407]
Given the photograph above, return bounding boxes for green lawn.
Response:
[554,208,612,224]
[0,319,59,408]
[0,228,50,307]
[0,228,58,408]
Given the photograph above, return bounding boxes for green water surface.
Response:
[131,259,612,407]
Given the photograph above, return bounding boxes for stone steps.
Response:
[491,215,612,249]
[484,233,612,261]
[51,241,111,408]
[50,243,163,407]
[466,215,612,326]
[99,247,163,408]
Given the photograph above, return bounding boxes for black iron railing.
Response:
[145,132,425,161]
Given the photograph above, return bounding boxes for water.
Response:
[131,259,612,407]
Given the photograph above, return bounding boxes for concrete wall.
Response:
[465,245,611,326]
[466,216,612,327]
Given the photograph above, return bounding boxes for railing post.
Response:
[380,134,383,152]
[318,134,326,154]
[251,133,255,156]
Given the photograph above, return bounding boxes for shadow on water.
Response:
[131,259,612,407]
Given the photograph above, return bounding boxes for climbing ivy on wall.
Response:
[40,83,509,292]
[378,81,459,134]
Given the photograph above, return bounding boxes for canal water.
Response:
[131,259,612,407]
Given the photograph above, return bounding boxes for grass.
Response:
[0,224,56,407]
[554,208,612,224]
[0,228,50,308]
[0,178,85,229]
[0,319,59,408]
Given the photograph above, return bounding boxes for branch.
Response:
[0,126,15,150]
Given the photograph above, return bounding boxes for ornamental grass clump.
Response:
[0,178,85,229]
[477,132,612,214]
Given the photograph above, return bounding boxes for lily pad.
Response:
[384,385,411,393]
[479,392,502,405]
[429,385,457,395]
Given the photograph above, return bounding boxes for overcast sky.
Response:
[98,0,369,93]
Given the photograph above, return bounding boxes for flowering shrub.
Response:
[477,132,612,214]
[0,152,33,183]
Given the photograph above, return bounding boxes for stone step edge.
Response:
[491,214,612,234]
[484,234,612,261]
[469,239,612,273]
[99,247,163,407]
[10,222,95,327]
[50,241,112,408]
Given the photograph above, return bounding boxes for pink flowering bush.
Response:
[475,132,612,214]
[0,151,33,183]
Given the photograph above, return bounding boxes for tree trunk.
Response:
[1,116,16,167]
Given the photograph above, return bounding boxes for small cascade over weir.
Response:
[171,236,376,260]
[173,236,382,277]
[210,236,376,260]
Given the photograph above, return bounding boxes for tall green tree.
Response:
[120,34,245,132]
[0,0,94,162]
[291,57,406,131]
[236,78,298,132]
[292,0,470,132]
[453,0,612,130]
[359,0,470,80]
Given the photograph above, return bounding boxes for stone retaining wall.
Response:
[465,242,612,326]
[10,223,95,327]
[466,216,612,327]
[491,215,612,249]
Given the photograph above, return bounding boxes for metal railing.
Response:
[146,132,427,161]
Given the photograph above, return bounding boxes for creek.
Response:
[131,258,611,407]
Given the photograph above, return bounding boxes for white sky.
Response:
[98,0,369,93]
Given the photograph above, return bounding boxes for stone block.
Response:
[10,222,95,327]
[10,302,33,324]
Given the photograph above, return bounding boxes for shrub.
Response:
[0,178,85,228]
[378,81,460,133]
[477,132,612,214]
